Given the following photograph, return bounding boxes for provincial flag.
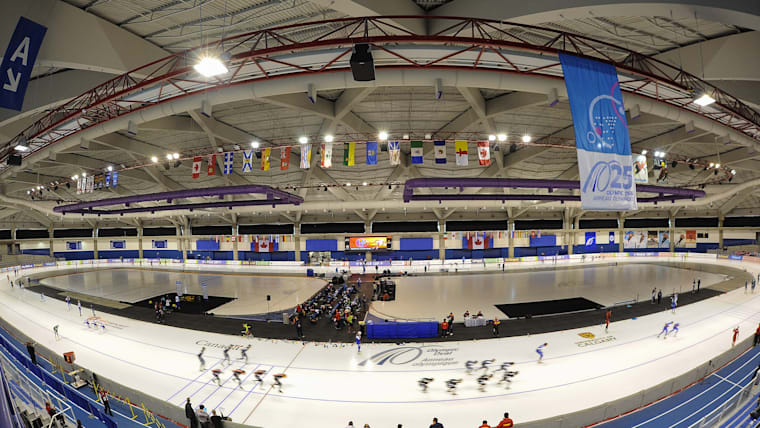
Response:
[223,152,233,175]
[87,175,94,193]
[242,150,253,173]
[192,156,202,178]
[300,144,311,169]
[321,143,333,168]
[411,141,423,164]
[105,172,111,187]
[112,171,118,187]
[261,147,271,171]
[76,177,83,194]
[455,140,468,166]
[388,141,400,165]
[366,141,378,165]
[208,154,216,176]
[434,140,446,164]
[343,142,355,166]
[280,146,291,170]
[477,141,490,166]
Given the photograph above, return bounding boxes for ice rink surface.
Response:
[372,263,729,321]
[2,258,759,427]
[39,268,326,315]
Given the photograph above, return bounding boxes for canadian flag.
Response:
[465,232,491,249]
[477,141,490,166]
[192,156,202,178]
[254,235,279,252]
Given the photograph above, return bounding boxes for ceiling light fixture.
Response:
[324,134,334,143]
[694,93,716,107]
[715,163,720,168]
[173,153,180,159]
[151,156,159,163]
[378,131,388,141]
[106,166,113,172]
[497,133,507,142]
[522,134,532,143]
[488,135,496,141]
[402,134,409,140]
[71,175,78,180]
[14,144,28,152]
[731,169,737,175]
[641,150,647,155]
[251,141,260,149]
[299,136,308,144]
[194,56,228,78]
[166,154,173,161]
[424,133,431,139]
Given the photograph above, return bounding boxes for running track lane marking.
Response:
[228,366,271,418]
[713,373,744,389]
[243,345,305,424]
[629,351,760,427]
[214,363,261,411]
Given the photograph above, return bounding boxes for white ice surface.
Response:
[0,257,758,428]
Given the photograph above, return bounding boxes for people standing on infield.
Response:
[651,288,656,304]
[492,317,501,336]
[355,331,362,352]
[605,310,612,332]
[657,289,662,305]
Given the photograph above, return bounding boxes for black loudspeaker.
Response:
[267,295,271,301]
[350,43,375,82]
[7,154,22,166]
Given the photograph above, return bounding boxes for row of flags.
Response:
[212,234,290,243]
[189,141,492,178]
[76,171,119,194]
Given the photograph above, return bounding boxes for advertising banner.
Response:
[658,232,671,248]
[585,232,597,251]
[347,236,390,251]
[686,230,697,248]
[624,231,646,249]
[647,231,658,248]
[560,53,637,210]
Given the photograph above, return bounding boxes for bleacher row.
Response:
[0,324,181,428]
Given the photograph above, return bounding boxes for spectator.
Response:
[479,421,491,428]
[430,417,444,428]
[45,401,66,427]
[196,405,211,428]
[441,319,449,337]
[76,420,83,428]
[99,389,112,416]
[345,423,354,428]
[496,412,514,428]
[185,398,198,428]
[210,410,227,428]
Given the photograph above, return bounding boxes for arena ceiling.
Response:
[2,0,760,229]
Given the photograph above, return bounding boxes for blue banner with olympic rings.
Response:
[560,53,637,211]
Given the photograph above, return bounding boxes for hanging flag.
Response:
[207,154,216,176]
[388,141,400,165]
[242,150,253,173]
[411,141,423,164]
[192,156,202,178]
[321,143,332,168]
[105,172,111,187]
[343,142,355,166]
[477,141,490,166]
[559,53,636,211]
[86,175,94,193]
[434,140,446,164]
[112,171,118,187]
[455,140,468,166]
[261,147,271,171]
[300,144,311,169]
[281,146,291,170]
[76,177,82,194]
[223,152,233,175]
[366,141,378,165]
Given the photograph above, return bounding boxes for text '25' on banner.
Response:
[0,17,47,111]
[560,54,637,211]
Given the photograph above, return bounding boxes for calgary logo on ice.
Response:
[578,332,595,339]
[358,345,459,367]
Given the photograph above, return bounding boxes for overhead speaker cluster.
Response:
[350,43,375,82]
[7,154,21,166]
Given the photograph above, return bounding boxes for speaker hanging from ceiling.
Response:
[350,43,375,82]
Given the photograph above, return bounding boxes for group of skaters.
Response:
[196,345,287,391]
[154,294,181,324]
[418,359,527,395]
[651,288,679,313]
[291,276,366,336]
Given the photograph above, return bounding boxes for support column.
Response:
[293,222,301,263]
[46,227,52,257]
[719,215,725,251]
[232,222,239,261]
[438,219,446,261]
[669,213,675,252]
[564,209,573,255]
[364,220,372,262]
[137,221,144,259]
[507,218,515,258]
[92,226,98,260]
[618,212,624,252]
[175,224,184,260]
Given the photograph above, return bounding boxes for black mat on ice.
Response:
[132,293,234,314]
[496,297,603,318]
